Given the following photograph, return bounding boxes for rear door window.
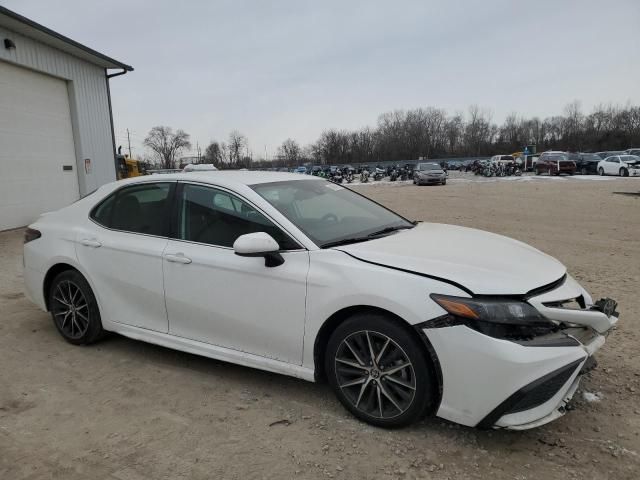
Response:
[91,182,173,236]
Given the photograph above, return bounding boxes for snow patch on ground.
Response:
[582,391,603,403]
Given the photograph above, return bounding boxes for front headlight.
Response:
[430,294,557,341]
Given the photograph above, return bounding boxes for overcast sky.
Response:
[4,0,640,159]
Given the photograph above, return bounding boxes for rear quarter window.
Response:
[91,194,115,227]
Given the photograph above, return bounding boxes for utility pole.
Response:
[197,142,201,163]
[126,129,132,159]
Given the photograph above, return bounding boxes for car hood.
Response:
[334,223,566,295]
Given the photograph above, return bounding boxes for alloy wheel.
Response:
[334,330,416,419]
[51,281,90,339]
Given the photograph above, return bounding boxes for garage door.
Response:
[0,61,80,231]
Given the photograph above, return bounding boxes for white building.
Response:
[0,6,132,231]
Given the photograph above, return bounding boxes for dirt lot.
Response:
[1,175,639,480]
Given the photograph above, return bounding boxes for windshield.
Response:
[417,163,440,171]
[251,179,413,247]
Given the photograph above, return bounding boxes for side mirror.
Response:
[233,232,284,267]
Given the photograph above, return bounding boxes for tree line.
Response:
[142,101,640,169]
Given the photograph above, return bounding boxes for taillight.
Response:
[24,228,41,244]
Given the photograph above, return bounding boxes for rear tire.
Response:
[325,313,436,428]
[599,167,605,176]
[581,167,587,175]
[48,270,104,345]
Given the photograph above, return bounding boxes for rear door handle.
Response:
[80,238,102,248]
[164,253,192,264]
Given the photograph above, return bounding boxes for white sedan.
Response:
[23,172,619,429]
[597,154,640,176]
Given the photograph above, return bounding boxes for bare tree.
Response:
[203,141,224,167]
[143,126,191,169]
[228,131,247,166]
[278,138,302,166]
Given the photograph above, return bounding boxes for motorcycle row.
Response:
[468,160,522,177]
[311,165,415,184]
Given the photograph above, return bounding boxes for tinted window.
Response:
[91,182,172,236]
[92,193,115,226]
[177,184,298,249]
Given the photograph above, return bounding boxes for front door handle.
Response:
[164,253,192,264]
[80,238,102,248]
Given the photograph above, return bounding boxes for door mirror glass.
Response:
[234,232,280,255]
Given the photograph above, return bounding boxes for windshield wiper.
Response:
[367,225,414,238]
[321,225,414,249]
[321,237,371,248]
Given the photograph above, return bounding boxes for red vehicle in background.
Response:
[535,151,577,175]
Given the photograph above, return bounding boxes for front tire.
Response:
[581,167,587,175]
[620,168,629,177]
[48,270,104,345]
[325,313,435,428]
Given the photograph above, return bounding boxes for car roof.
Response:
[117,170,319,189]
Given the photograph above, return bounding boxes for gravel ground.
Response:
[1,174,639,479]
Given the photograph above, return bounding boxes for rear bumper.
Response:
[23,265,47,310]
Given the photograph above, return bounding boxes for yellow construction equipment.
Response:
[116,147,146,179]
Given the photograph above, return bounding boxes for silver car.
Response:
[413,162,447,185]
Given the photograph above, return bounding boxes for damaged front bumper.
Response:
[423,275,618,430]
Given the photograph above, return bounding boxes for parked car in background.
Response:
[413,162,447,185]
[295,166,308,174]
[623,148,640,156]
[183,163,218,172]
[568,153,603,175]
[490,155,515,164]
[535,152,576,175]
[23,171,618,430]
[597,155,640,176]
[595,151,625,159]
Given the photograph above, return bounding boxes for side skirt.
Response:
[106,322,316,382]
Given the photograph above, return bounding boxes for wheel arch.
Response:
[313,305,443,410]
[43,263,80,311]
